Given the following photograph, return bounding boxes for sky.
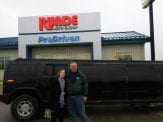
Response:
[0,0,162,60]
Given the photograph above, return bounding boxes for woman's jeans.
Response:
[67,96,88,122]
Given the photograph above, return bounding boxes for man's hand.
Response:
[83,96,87,102]
[61,91,65,96]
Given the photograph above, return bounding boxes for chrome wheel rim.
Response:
[17,101,33,117]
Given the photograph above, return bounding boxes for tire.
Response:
[10,95,39,121]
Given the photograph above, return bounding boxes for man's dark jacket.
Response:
[66,70,88,96]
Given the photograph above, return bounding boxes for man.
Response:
[66,61,88,122]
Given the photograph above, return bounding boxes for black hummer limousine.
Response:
[0,59,163,121]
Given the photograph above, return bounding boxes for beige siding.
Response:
[0,70,4,81]
[0,49,18,59]
[102,44,145,60]
[32,45,92,60]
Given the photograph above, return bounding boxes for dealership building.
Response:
[0,12,150,80]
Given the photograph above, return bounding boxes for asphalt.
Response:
[1,102,163,122]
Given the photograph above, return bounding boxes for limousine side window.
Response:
[153,63,163,81]
[79,63,127,82]
[7,63,39,77]
[127,64,155,82]
[44,64,55,76]
[44,64,68,77]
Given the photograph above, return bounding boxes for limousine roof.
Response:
[12,58,163,64]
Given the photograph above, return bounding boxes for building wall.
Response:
[31,45,92,60]
[0,49,18,58]
[18,12,102,60]
[0,49,18,80]
[102,44,145,60]
[0,70,4,81]
[19,31,101,60]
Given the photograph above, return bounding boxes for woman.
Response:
[47,69,66,122]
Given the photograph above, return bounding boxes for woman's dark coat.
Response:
[47,77,65,109]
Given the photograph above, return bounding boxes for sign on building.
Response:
[18,12,102,60]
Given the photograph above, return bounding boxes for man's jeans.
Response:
[67,96,88,122]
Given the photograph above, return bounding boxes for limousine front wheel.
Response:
[10,95,39,121]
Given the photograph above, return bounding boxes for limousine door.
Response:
[39,63,68,100]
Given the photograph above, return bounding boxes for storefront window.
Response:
[113,51,132,61]
[0,56,11,70]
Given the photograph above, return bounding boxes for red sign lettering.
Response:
[39,15,78,31]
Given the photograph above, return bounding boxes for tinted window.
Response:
[7,63,39,77]
[127,63,155,82]
[79,63,127,82]
[44,64,54,76]
[44,64,68,76]
[153,63,163,81]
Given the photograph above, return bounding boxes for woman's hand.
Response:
[61,92,65,96]
[83,96,87,102]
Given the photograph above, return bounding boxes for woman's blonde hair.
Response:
[57,69,65,77]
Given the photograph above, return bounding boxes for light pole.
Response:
[149,3,155,61]
[141,0,155,61]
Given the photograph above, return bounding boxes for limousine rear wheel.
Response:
[11,95,39,121]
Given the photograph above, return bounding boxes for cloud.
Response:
[0,0,162,60]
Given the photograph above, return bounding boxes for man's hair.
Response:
[70,61,78,65]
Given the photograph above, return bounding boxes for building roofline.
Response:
[0,31,150,49]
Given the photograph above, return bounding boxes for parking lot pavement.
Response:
[1,102,163,122]
[0,102,17,122]
[87,104,163,122]
[0,102,50,122]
